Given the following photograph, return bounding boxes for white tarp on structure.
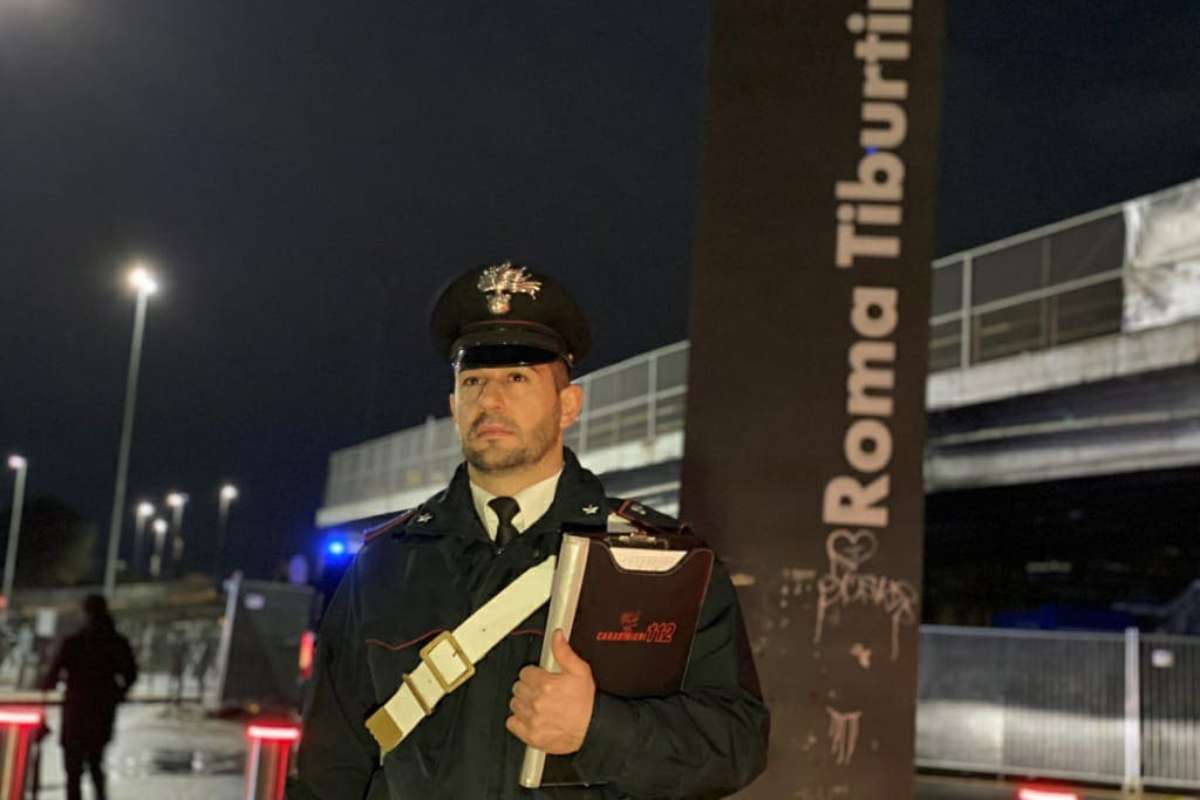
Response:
[1123,178,1200,331]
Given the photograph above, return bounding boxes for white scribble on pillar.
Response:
[813,528,917,660]
[826,707,862,766]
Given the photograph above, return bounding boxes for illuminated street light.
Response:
[133,501,155,579]
[149,518,169,579]
[103,263,160,598]
[215,483,239,580]
[166,491,188,574]
[3,455,29,619]
[127,264,160,296]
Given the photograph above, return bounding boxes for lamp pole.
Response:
[167,491,188,576]
[215,484,238,581]
[3,455,28,619]
[133,502,155,579]
[149,518,169,580]
[103,265,159,598]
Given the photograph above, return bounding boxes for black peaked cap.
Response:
[430,261,592,370]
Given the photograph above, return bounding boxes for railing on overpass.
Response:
[928,207,1126,373]
[321,178,1200,523]
[916,625,1200,792]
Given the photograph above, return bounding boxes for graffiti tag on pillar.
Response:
[813,529,917,660]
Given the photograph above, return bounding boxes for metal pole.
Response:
[3,460,28,619]
[212,570,243,712]
[169,501,186,576]
[150,520,167,580]
[960,254,973,369]
[133,510,149,579]
[215,494,232,581]
[104,289,151,598]
[1123,626,1142,794]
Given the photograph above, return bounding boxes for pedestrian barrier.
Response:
[0,707,43,800]
[244,722,300,800]
[916,625,1200,791]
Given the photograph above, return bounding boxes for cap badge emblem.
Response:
[478,262,542,315]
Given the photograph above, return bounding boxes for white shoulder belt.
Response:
[365,555,557,756]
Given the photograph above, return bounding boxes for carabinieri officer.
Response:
[289,262,769,799]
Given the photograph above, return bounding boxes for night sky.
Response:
[2,1,1198,580]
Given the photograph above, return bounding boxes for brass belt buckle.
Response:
[419,631,475,693]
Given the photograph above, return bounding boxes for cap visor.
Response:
[455,344,561,369]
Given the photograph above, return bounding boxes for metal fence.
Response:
[916,625,1200,791]
[1140,633,1200,789]
[928,209,1126,373]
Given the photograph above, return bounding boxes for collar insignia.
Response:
[416,513,433,524]
[582,504,599,515]
[477,262,542,315]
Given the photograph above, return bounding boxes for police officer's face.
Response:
[449,363,582,474]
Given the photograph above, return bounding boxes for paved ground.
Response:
[34,702,246,800]
[915,775,1196,800]
[19,699,1199,799]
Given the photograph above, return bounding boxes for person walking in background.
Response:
[40,594,138,800]
[192,634,215,700]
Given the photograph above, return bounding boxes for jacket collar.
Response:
[402,448,607,540]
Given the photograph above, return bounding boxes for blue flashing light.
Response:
[326,540,346,556]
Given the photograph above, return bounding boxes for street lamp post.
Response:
[103,265,159,599]
[3,455,29,619]
[149,518,169,580]
[215,484,238,581]
[133,502,155,579]
[166,491,188,576]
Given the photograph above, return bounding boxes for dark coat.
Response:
[41,620,138,748]
[289,449,769,799]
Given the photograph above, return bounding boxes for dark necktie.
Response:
[488,496,520,548]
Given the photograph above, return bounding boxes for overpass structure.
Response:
[316,177,1200,532]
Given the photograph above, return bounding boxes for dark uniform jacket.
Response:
[289,449,769,799]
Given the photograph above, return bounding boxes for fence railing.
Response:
[323,217,1136,519]
[916,625,1200,791]
[323,180,1200,523]
[928,208,1127,373]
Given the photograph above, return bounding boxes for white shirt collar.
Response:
[470,468,564,541]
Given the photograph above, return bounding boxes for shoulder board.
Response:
[362,509,417,545]
[607,497,688,536]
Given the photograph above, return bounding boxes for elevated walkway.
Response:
[317,177,1200,527]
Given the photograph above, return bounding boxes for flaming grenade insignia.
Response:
[477,262,543,315]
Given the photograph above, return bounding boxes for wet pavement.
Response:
[914,775,1195,800]
[35,702,246,800]
[21,698,1198,799]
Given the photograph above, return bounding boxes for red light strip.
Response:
[0,710,42,726]
[247,724,301,742]
[298,630,315,680]
[1018,788,1079,800]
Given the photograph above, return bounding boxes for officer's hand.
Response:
[506,629,595,754]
